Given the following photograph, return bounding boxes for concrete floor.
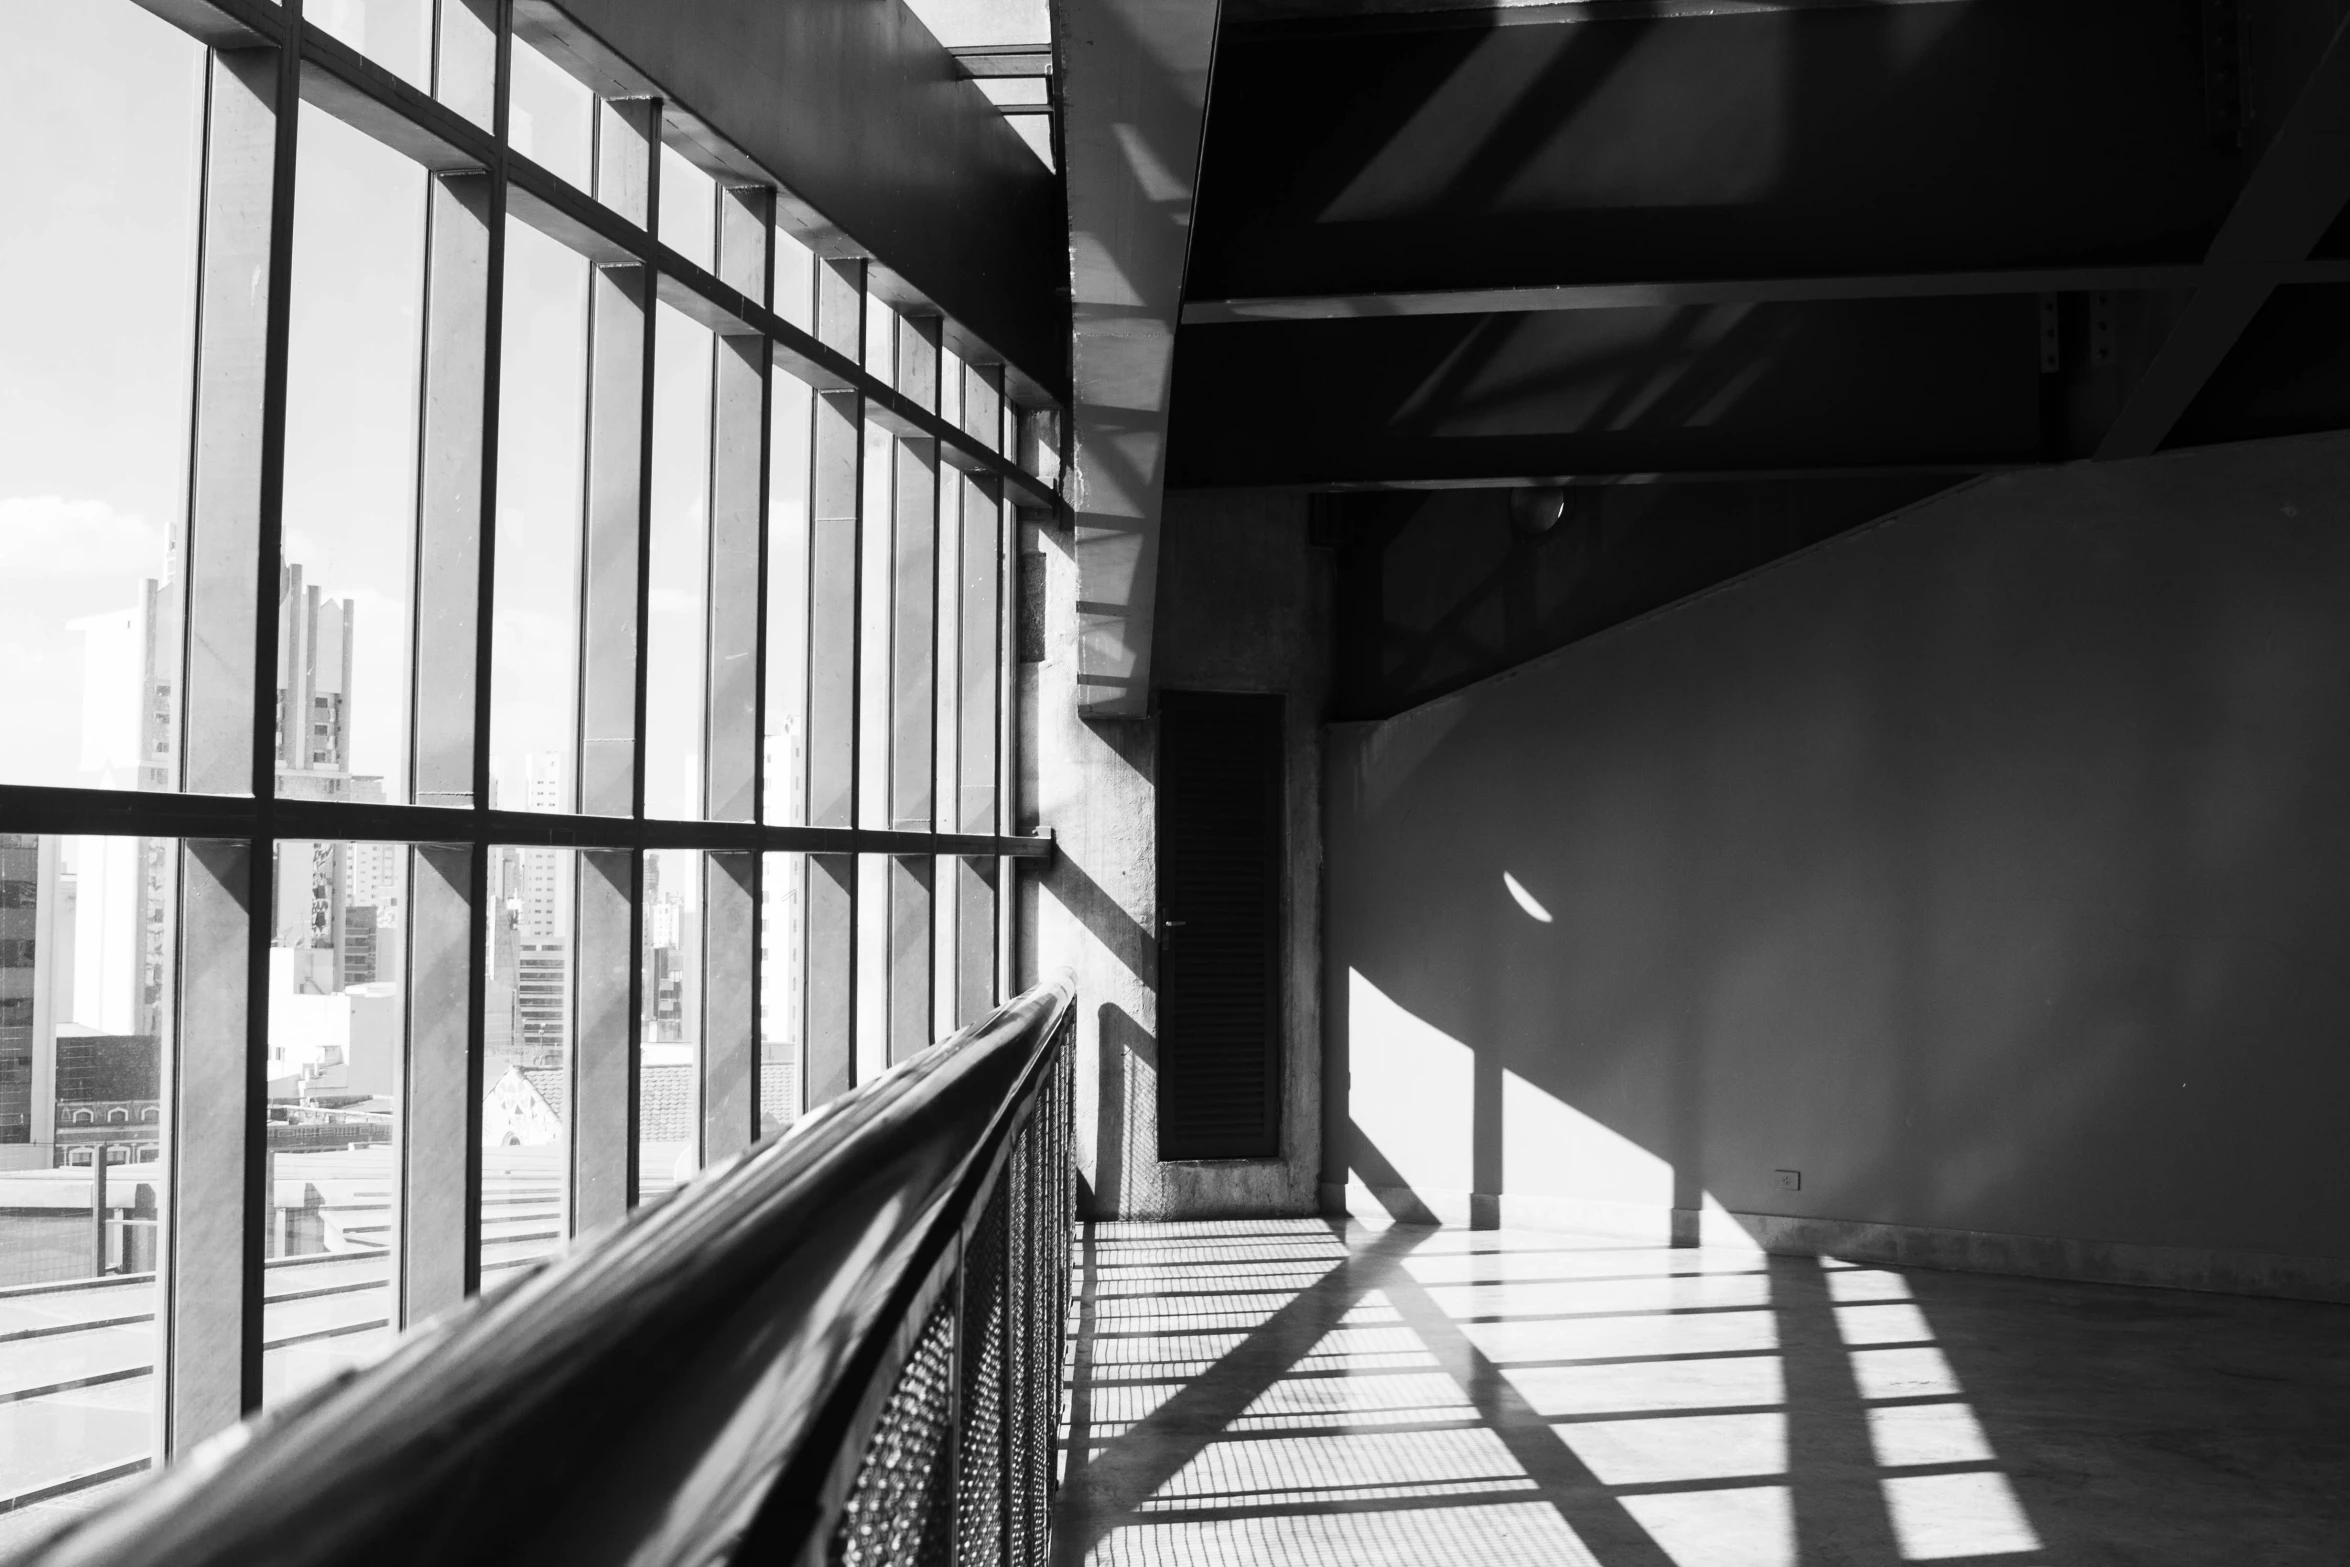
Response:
[1053,1220,2350,1566]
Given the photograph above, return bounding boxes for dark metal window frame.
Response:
[0,0,1056,1464]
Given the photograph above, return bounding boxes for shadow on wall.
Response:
[1087,1002,1164,1218]
[1327,441,2350,1288]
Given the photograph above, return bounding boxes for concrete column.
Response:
[1025,491,1330,1219]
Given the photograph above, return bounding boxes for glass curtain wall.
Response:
[0,0,1052,1541]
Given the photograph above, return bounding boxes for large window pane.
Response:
[483,845,573,1281]
[763,373,814,825]
[507,32,592,190]
[260,839,406,1407]
[658,146,715,273]
[639,849,699,1201]
[758,851,802,1135]
[856,854,888,1081]
[279,102,426,805]
[491,220,590,816]
[0,1,199,791]
[859,420,895,829]
[0,833,174,1547]
[863,295,896,379]
[645,306,714,822]
[774,225,816,332]
[304,0,430,90]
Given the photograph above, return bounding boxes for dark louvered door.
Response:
[1156,691,1282,1159]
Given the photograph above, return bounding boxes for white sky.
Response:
[0,1,711,812]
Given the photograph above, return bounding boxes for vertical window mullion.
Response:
[460,1,513,1298]
[571,98,657,1226]
[998,482,1023,1005]
[177,46,281,803]
[175,23,303,1449]
[958,365,1005,1025]
[703,183,771,1159]
[702,852,758,1162]
[402,845,475,1324]
[411,172,494,809]
[706,190,771,824]
[412,149,499,1310]
[802,258,865,1108]
[576,98,656,821]
[572,848,635,1233]
[166,838,255,1453]
[887,316,940,1065]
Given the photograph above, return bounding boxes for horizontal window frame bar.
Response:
[0,785,1053,859]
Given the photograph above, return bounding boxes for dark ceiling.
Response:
[1171,0,2350,489]
[1163,0,2350,714]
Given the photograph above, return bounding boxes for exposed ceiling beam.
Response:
[1183,262,2350,324]
[950,43,1054,75]
[1226,0,1967,33]
[2098,13,2350,459]
[1181,460,2033,491]
[1060,0,1221,718]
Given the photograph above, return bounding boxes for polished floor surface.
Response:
[1053,1220,2350,1566]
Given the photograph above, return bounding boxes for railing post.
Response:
[92,1150,110,1278]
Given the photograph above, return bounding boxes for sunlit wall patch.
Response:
[1502,871,1554,923]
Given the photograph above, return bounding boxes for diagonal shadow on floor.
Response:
[1053,1222,1434,1566]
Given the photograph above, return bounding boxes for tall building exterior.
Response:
[266,563,387,1001]
[274,563,354,788]
[643,858,690,1046]
[69,556,178,1050]
[519,753,567,938]
[0,836,49,1151]
[504,755,572,1068]
[3,833,164,1168]
[515,945,568,1067]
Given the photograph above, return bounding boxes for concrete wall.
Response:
[1324,433,2350,1301]
[1025,490,1328,1216]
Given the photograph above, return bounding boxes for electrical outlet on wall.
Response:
[1775,1169,1801,1192]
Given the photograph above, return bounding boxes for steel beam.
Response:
[1060,0,1217,716]
[545,0,1068,403]
[1183,261,2350,326]
[2100,17,2350,458]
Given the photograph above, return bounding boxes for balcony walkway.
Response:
[1053,1220,2350,1566]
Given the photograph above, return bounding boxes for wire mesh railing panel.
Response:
[954,1186,1009,1567]
[827,1007,1073,1567]
[1004,1132,1037,1567]
[834,1292,958,1567]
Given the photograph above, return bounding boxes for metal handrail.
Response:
[24,976,1079,1567]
